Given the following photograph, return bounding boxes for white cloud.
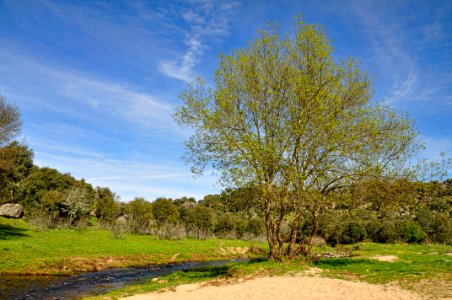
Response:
[350,1,452,111]
[351,3,418,104]
[159,1,240,82]
[0,48,174,130]
[33,150,219,201]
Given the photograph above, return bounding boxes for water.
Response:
[0,259,250,300]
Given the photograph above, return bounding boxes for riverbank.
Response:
[89,243,452,300]
[0,218,265,275]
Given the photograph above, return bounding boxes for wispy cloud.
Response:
[159,0,240,82]
[351,1,452,111]
[351,2,418,104]
[0,47,174,130]
[33,150,219,201]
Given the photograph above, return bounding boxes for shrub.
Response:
[215,213,236,238]
[429,214,452,244]
[189,205,215,239]
[235,218,248,239]
[403,221,427,243]
[327,221,367,246]
[125,198,153,234]
[246,216,264,238]
[340,222,367,244]
[151,198,179,230]
[366,219,398,243]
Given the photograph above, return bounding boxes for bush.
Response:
[235,218,248,239]
[341,222,367,244]
[215,213,236,238]
[327,221,367,246]
[429,214,452,244]
[366,220,398,243]
[125,198,153,234]
[151,198,179,230]
[403,221,427,243]
[188,205,215,239]
[246,216,264,238]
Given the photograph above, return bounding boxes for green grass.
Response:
[2,218,451,298]
[87,242,452,299]
[0,218,266,275]
[319,243,451,280]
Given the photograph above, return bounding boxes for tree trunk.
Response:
[265,210,280,260]
[285,213,301,258]
[299,206,320,256]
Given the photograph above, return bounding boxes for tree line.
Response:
[1,119,450,244]
[0,96,450,243]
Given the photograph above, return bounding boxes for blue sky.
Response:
[0,0,450,201]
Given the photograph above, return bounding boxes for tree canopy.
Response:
[175,19,420,259]
[0,95,22,146]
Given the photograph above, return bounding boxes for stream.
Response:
[0,258,251,300]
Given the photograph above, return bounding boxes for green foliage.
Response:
[0,95,22,146]
[427,213,452,244]
[17,167,78,206]
[151,198,179,229]
[175,17,420,259]
[246,216,264,238]
[403,221,427,244]
[235,217,248,239]
[188,205,215,239]
[95,187,121,225]
[365,220,398,244]
[0,142,33,202]
[199,194,227,214]
[215,213,236,238]
[125,197,153,234]
[341,222,367,244]
[327,221,367,246]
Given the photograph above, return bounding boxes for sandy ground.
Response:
[121,274,423,300]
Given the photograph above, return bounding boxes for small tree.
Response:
[64,186,95,225]
[125,197,153,234]
[95,187,121,225]
[151,198,179,230]
[0,95,22,146]
[175,19,419,260]
[189,205,215,239]
[0,142,33,202]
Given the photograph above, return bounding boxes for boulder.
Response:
[0,203,24,219]
[116,215,128,225]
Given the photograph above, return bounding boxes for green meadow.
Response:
[1,218,450,299]
[0,218,265,275]
[89,243,451,299]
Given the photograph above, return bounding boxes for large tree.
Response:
[175,20,419,260]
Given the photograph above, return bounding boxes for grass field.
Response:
[0,218,265,275]
[87,242,452,299]
[1,217,451,299]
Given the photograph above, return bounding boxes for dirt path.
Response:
[121,275,423,300]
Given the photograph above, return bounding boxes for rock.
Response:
[116,215,128,225]
[0,203,24,219]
